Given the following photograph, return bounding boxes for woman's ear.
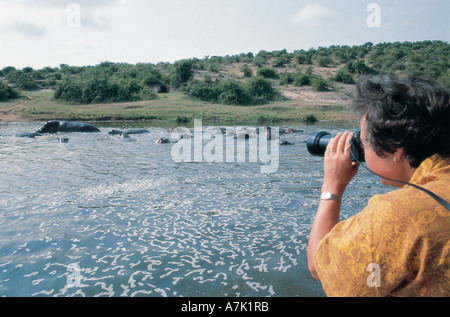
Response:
[393,147,407,163]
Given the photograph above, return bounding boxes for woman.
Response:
[307,74,449,296]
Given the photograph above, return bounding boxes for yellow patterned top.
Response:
[314,154,450,297]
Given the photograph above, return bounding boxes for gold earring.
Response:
[394,155,400,163]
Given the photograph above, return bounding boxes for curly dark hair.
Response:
[353,74,449,168]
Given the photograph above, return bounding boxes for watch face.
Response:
[323,192,332,199]
[322,192,340,200]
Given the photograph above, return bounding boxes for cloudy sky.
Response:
[0,0,448,69]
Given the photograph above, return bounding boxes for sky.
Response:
[0,0,448,69]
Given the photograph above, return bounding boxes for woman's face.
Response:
[360,117,415,187]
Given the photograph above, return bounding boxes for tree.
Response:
[1,66,16,76]
[170,60,194,88]
[16,73,37,90]
[279,72,294,85]
[218,80,250,105]
[279,72,311,87]
[256,67,278,79]
[22,67,34,73]
[316,55,332,67]
[0,81,19,100]
[184,78,219,102]
[141,67,163,87]
[245,76,280,103]
[54,79,83,103]
[294,51,312,65]
[241,64,253,77]
[293,74,311,87]
[332,69,355,84]
[310,76,330,91]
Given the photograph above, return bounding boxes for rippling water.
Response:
[0,121,389,297]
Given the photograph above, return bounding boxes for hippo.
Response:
[108,129,124,135]
[58,137,70,143]
[282,128,305,134]
[125,129,150,135]
[109,129,149,135]
[16,132,43,138]
[155,138,170,144]
[0,132,42,138]
[37,121,100,134]
[119,132,136,142]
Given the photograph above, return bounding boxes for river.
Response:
[0,121,390,297]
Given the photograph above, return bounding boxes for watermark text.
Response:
[170,120,279,174]
[67,3,82,28]
[366,3,381,28]
[366,263,381,288]
[67,263,83,288]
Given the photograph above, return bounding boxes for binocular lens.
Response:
[306,131,332,157]
[306,130,365,162]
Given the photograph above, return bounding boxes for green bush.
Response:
[279,72,316,87]
[207,63,222,73]
[53,62,166,104]
[256,67,278,79]
[169,60,194,88]
[293,74,311,86]
[16,73,37,90]
[279,73,294,85]
[294,52,312,65]
[1,66,16,76]
[185,79,219,102]
[55,70,158,104]
[54,79,83,103]
[344,60,376,75]
[316,55,332,67]
[310,77,330,91]
[241,64,253,77]
[141,68,164,87]
[6,70,38,90]
[176,115,190,123]
[332,69,355,84]
[272,57,290,68]
[185,76,280,105]
[217,80,250,105]
[303,114,318,123]
[185,78,252,105]
[245,76,280,103]
[0,81,19,100]
[138,88,158,100]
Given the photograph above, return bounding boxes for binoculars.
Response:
[306,130,365,162]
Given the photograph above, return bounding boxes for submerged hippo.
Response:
[155,138,170,144]
[0,132,43,138]
[109,129,149,135]
[58,137,70,143]
[119,132,136,142]
[37,121,100,134]
[282,128,305,134]
[16,132,43,138]
[125,129,150,135]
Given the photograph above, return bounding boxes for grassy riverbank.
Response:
[0,89,355,124]
[3,41,447,124]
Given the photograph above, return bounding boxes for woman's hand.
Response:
[322,131,359,196]
[308,131,360,280]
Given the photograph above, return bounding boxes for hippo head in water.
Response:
[37,121,101,134]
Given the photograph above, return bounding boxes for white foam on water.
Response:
[0,123,389,297]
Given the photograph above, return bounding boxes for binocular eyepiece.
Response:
[306,130,365,162]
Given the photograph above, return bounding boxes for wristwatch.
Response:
[321,192,341,201]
